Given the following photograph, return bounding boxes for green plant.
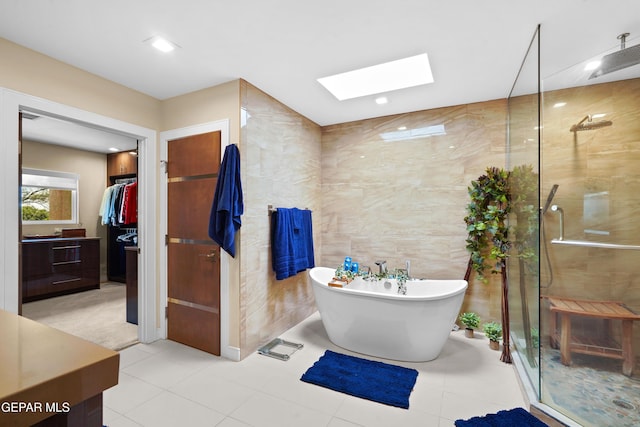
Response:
[334,265,357,280]
[531,327,540,348]
[483,321,503,342]
[459,312,480,330]
[464,167,511,282]
[509,164,539,269]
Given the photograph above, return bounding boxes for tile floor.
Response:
[104,312,527,427]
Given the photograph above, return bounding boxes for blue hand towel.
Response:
[271,208,315,280]
[208,144,243,257]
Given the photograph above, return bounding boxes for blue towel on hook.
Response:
[209,144,243,257]
[271,208,315,280]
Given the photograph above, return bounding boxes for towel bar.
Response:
[268,204,310,215]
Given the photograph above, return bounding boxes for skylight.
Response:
[317,53,434,101]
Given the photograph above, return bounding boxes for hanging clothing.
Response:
[99,181,137,226]
[208,144,244,257]
[121,181,137,225]
[271,208,315,280]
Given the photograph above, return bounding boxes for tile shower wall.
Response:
[239,81,322,357]
[541,78,640,354]
[321,100,507,322]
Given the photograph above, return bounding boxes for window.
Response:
[21,168,79,224]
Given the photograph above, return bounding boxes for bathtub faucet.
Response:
[375,260,387,275]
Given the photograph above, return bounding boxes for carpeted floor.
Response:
[22,282,138,351]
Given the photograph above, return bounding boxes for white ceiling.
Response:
[3,0,640,151]
[21,112,139,153]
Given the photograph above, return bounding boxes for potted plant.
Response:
[464,166,512,363]
[459,312,480,338]
[483,321,502,350]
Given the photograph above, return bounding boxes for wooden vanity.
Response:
[0,309,119,426]
[21,237,100,302]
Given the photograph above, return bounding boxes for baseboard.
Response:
[223,345,241,361]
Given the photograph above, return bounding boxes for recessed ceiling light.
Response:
[317,53,434,101]
[145,36,179,53]
[553,102,566,108]
[375,96,388,105]
[108,147,119,152]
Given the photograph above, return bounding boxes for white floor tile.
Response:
[105,312,529,427]
[118,345,155,369]
[169,369,257,415]
[103,411,143,427]
[104,372,163,415]
[229,392,332,427]
[326,417,365,427]
[214,417,253,427]
[124,391,225,427]
[121,351,208,389]
[335,394,440,427]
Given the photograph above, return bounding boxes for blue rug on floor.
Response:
[300,349,418,409]
[455,407,549,426]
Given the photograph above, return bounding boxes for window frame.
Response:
[21,168,79,225]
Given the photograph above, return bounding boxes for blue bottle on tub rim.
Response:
[351,262,359,273]
[344,256,352,271]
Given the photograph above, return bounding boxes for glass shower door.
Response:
[506,25,541,398]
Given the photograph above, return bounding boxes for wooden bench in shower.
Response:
[547,296,640,376]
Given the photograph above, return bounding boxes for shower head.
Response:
[542,184,559,214]
[570,115,613,132]
[589,33,640,79]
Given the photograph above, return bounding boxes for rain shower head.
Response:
[589,33,640,79]
[570,115,613,132]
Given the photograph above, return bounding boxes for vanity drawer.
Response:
[51,242,82,264]
[22,238,100,302]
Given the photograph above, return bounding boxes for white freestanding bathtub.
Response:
[308,266,468,362]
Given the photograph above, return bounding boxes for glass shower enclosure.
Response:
[508,24,640,427]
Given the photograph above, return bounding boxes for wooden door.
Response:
[167,132,221,355]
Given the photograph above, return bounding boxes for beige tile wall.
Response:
[321,100,508,323]
[540,78,640,351]
[239,81,322,356]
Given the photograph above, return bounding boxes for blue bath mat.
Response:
[300,349,418,409]
[455,407,548,426]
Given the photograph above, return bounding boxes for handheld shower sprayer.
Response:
[542,184,559,215]
[551,205,564,240]
[541,185,559,290]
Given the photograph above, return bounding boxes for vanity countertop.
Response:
[0,309,119,425]
[21,236,100,243]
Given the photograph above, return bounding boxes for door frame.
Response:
[159,120,236,360]
[0,88,159,343]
